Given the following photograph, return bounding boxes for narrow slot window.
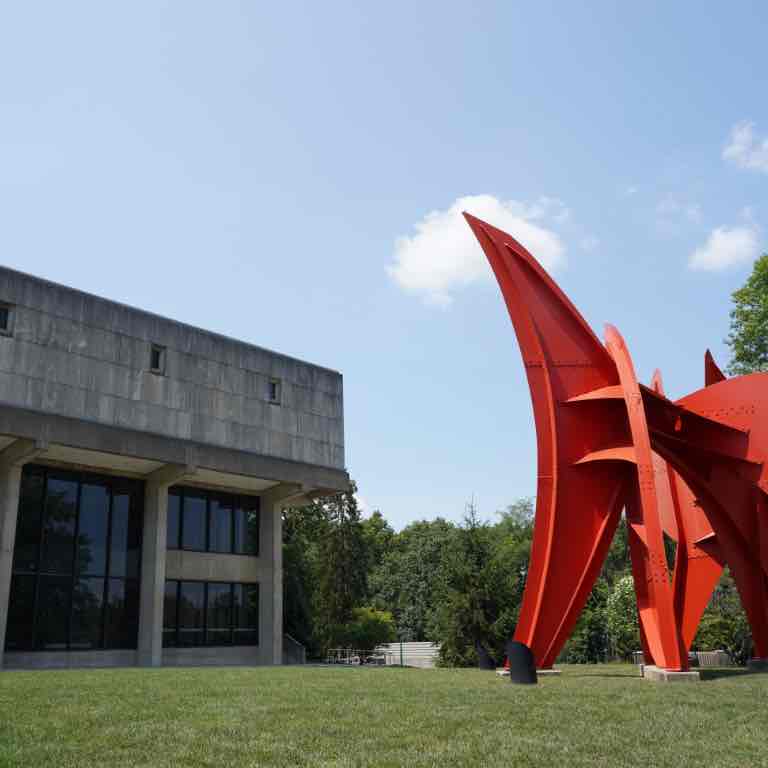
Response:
[150,344,166,374]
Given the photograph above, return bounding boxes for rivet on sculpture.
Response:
[465,213,768,673]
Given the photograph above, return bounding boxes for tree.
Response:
[605,574,640,660]
[726,253,768,375]
[282,502,329,652]
[341,607,396,651]
[434,500,533,667]
[361,510,395,585]
[560,579,610,663]
[693,571,752,664]
[315,484,369,651]
[368,518,457,641]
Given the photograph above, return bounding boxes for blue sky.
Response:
[2,2,767,529]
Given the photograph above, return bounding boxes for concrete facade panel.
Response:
[0,267,345,470]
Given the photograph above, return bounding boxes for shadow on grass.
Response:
[698,667,751,681]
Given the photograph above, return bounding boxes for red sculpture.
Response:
[465,213,768,671]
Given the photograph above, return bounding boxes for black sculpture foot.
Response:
[505,640,537,684]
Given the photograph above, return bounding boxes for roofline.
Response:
[0,264,342,377]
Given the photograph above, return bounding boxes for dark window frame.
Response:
[149,344,166,375]
[0,303,14,336]
[6,465,144,653]
[267,377,281,405]
[162,579,259,648]
[167,487,259,557]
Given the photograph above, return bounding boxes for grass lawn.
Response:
[1,664,767,767]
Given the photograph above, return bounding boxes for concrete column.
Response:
[0,439,47,668]
[261,484,308,665]
[138,463,195,667]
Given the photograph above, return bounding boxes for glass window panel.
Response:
[70,577,105,650]
[234,499,259,555]
[35,575,72,650]
[206,583,232,645]
[163,580,179,647]
[110,492,141,579]
[233,583,258,645]
[40,477,78,573]
[181,493,206,551]
[77,483,109,576]
[209,497,233,554]
[13,469,45,572]
[167,491,181,550]
[104,578,139,649]
[178,582,205,646]
[5,574,36,651]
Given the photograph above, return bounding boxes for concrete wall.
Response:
[0,267,344,470]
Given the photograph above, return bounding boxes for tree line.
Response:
[283,490,751,664]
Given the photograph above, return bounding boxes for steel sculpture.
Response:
[465,213,768,671]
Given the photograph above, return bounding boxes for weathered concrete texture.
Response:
[0,405,348,492]
[747,658,768,672]
[642,665,701,682]
[4,650,138,669]
[162,646,264,667]
[138,465,196,667]
[0,439,48,668]
[165,549,268,584]
[0,267,345,470]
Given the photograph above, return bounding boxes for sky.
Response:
[2,2,767,529]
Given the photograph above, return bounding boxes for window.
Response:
[150,344,166,374]
[268,378,281,405]
[0,303,14,336]
[178,581,205,647]
[233,583,259,645]
[233,498,259,555]
[167,487,260,556]
[181,492,206,551]
[5,465,143,652]
[209,496,233,554]
[162,580,259,647]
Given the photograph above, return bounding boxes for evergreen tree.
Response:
[315,484,369,650]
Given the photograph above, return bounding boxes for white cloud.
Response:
[580,235,600,252]
[688,225,760,271]
[388,194,566,307]
[723,121,768,173]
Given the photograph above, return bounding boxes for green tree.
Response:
[605,573,640,660]
[726,253,768,375]
[368,518,457,641]
[340,607,397,651]
[560,578,610,663]
[315,485,369,650]
[434,501,533,667]
[282,501,329,652]
[693,571,752,664]
[361,509,395,586]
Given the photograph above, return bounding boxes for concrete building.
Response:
[0,266,347,669]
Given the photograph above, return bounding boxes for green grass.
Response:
[0,664,767,767]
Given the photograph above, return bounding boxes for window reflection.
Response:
[77,484,109,576]
[167,488,260,556]
[182,493,206,551]
[40,477,78,574]
[163,580,258,647]
[6,466,143,653]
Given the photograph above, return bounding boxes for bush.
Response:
[332,607,396,651]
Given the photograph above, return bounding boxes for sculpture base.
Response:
[642,665,700,683]
[495,667,561,677]
[747,658,768,672]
